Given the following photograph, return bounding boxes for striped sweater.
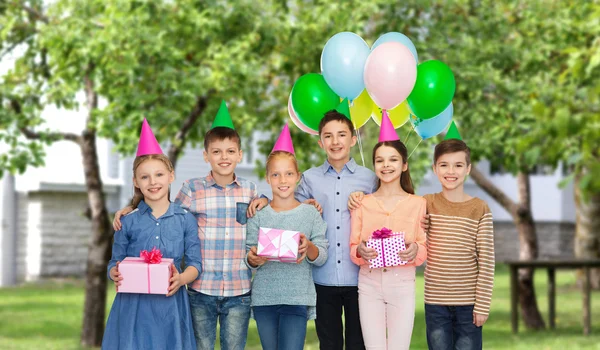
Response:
[423,192,495,315]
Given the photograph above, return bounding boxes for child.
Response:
[349,113,427,350]
[245,125,328,350]
[112,101,257,350]
[423,138,494,350]
[250,103,376,350]
[103,119,201,350]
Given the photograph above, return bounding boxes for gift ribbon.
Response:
[140,247,163,293]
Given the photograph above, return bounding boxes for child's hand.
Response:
[110,261,123,291]
[247,198,268,218]
[348,192,364,211]
[473,312,488,327]
[248,246,269,268]
[357,241,378,260]
[167,264,182,297]
[303,199,322,215]
[398,243,418,263]
[113,206,134,231]
[420,214,430,232]
[297,233,309,263]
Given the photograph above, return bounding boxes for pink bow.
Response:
[372,227,393,239]
[140,247,163,264]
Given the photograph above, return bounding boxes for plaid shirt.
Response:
[175,172,257,297]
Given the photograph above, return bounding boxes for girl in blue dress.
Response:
[102,120,201,349]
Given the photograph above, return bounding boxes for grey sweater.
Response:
[245,204,328,319]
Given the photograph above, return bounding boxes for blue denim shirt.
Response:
[295,158,377,286]
[107,200,202,279]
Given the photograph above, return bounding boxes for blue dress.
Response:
[102,201,202,350]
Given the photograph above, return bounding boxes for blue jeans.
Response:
[425,304,482,350]
[187,289,251,350]
[253,305,308,350]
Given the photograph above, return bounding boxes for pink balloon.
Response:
[288,94,319,135]
[364,42,417,110]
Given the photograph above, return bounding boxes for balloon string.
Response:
[355,123,366,167]
[407,139,422,160]
[405,125,414,144]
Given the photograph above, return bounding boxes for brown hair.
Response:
[372,140,414,194]
[434,139,471,165]
[266,151,299,175]
[204,127,241,151]
[130,154,175,209]
[318,110,356,136]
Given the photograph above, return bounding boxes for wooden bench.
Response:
[505,259,600,335]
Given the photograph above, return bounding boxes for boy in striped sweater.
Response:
[423,138,494,350]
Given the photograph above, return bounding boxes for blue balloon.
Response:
[412,103,453,139]
[372,32,418,63]
[321,32,370,100]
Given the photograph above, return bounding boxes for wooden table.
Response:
[505,260,600,335]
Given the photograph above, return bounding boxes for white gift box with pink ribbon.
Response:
[257,227,300,263]
[366,228,407,269]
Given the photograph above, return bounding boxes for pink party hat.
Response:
[271,124,295,155]
[378,110,400,142]
[136,118,163,156]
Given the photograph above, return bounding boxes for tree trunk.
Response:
[79,130,114,347]
[574,172,600,289]
[469,167,546,329]
[167,94,211,168]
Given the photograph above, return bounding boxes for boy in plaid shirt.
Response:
[113,101,257,350]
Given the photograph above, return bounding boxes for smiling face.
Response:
[203,138,243,179]
[133,158,175,205]
[266,152,300,201]
[318,120,357,165]
[374,145,408,185]
[433,151,472,191]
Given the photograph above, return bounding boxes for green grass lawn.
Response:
[1,265,600,349]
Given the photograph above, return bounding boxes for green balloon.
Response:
[407,60,456,120]
[291,73,340,131]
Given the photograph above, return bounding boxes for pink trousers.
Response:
[358,265,416,350]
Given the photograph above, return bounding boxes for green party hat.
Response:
[211,100,235,129]
[444,121,462,140]
[335,98,352,120]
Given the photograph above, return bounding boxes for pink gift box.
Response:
[257,227,300,263]
[366,231,407,269]
[118,257,173,294]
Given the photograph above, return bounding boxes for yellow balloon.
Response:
[342,90,373,129]
[371,101,411,128]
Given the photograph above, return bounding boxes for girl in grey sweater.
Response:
[246,150,328,350]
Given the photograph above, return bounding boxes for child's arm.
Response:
[174,180,194,214]
[305,210,328,266]
[349,206,368,266]
[294,174,312,203]
[408,199,428,266]
[107,219,130,288]
[245,215,268,269]
[474,206,495,321]
[182,213,202,278]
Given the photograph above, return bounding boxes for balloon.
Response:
[291,73,340,131]
[321,32,371,100]
[407,60,456,120]
[343,90,373,129]
[411,102,454,139]
[372,32,418,63]
[371,101,411,129]
[288,94,318,135]
[364,42,417,110]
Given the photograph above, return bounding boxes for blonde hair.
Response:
[266,151,299,175]
[130,154,175,209]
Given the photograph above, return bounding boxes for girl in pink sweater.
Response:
[349,139,427,350]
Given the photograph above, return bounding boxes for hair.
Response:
[433,139,471,165]
[203,127,241,151]
[130,154,175,209]
[318,110,356,136]
[266,151,299,175]
[372,140,415,194]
